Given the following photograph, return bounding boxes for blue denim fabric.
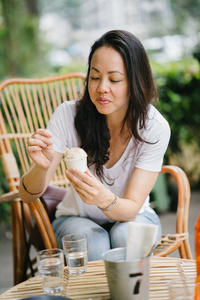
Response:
[52,208,161,261]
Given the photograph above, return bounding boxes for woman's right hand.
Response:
[27,129,54,170]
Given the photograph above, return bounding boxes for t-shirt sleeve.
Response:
[47,101,78,153]
[135,116,171,172]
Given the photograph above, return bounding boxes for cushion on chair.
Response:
[40,185,67,222]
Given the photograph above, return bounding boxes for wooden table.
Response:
[0,256,197,300]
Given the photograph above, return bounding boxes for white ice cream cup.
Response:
[65,156,87,172]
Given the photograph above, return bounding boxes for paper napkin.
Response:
[126,222,158,260]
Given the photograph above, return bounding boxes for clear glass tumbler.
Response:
[62,233,88,275]
[168,278,200,300]
[37,248,64,294]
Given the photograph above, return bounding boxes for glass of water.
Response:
[168,278,200,299]
[62,233,88,275]
[37,248,64,294]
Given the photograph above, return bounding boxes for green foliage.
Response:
[60,59,87,74]
[170,0,200,34]
[0,0,49,80]
[0,158,10,223]
[152,58,200,186]
[0,203,11,223]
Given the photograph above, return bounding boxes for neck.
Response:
[109,121,131,144]
[106,112,125,133]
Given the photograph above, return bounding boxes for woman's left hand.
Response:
[65,168,113,208]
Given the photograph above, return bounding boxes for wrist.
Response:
[98,194,117,212]
[35,163,50,173]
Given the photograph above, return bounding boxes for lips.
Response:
[97,97,111,105]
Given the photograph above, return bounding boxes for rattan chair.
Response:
[0,73,193,286]
[0,73,85,284]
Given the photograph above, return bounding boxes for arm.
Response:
[104,167,159,220]
[65,167,159,222]
[19,129,63,203]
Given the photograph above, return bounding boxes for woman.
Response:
[19,30,170,260]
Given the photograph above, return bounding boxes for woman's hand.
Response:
[65,168,114,208]
[27,129,54,170]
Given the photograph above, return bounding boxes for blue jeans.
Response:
[52,208,161,261]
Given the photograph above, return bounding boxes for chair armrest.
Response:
[0,191,19,203]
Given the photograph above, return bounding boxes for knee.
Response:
[86,227,111,261]
[52,216,111,261]
[110,222,129,248]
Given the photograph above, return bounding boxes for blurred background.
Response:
[0,0,200,292]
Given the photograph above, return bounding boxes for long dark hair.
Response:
[75,29,158,179]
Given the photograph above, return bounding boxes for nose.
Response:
[97,79,110,93]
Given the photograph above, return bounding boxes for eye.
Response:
[90,76,99,80]
[110,79,121,83]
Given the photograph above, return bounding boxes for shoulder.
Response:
[138,104,170,145]
[48,99,82,131]
[147,104,170,134]
[134,105,171,172]
[54,99,80,117]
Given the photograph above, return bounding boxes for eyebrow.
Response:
[90,67,124,75]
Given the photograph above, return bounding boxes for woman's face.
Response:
[88,46,129,120]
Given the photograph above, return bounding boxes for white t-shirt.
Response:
[47,99,170,225]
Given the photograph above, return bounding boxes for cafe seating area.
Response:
[0,72,197,299]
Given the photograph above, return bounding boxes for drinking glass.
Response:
[62,233,88,275]
[168,278,199,299]
[37,248,64,294]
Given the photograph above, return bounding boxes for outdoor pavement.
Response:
[0,190,199,295]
